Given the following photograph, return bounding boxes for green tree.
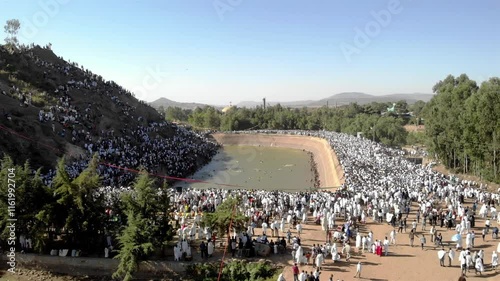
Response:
[0,156,53,253]
[201,197,247,240]
[49,154,106,252]
[4,19,20,53]
[424,74,478,169]
[113,172,173,281]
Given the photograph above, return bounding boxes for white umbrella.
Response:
[451,233,462,242]
[438,250,446,259]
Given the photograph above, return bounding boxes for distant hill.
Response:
[237,92,434,108]
[150,97,214,110]
[308,92,434,107]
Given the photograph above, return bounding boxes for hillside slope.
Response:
[0,45,219,185]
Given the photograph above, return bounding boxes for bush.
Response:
[406,131,426,146]
[185,260,280,281]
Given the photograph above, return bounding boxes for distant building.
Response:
[222,102,236,113]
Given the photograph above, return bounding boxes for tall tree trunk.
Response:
[494,131,497,180]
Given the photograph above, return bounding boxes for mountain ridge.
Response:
[151,92,433,109]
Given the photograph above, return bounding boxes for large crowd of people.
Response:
[2,45,499,280]
[167,130,500,280]
[2,46,220,187]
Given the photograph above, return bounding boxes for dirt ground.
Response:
[276,199,499,281]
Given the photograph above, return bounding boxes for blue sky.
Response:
[1,0,499,105]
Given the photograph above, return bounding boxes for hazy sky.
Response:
[1,0,499,105]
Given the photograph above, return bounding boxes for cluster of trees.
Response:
[423,74,500,183]
[0,154,173,281]
[164,101,421,147]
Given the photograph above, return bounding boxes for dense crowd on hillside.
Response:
[170,130,499,280]
[1,46,221,187]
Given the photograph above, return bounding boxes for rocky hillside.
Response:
[0,44,219,186]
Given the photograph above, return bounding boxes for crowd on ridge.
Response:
[1,46,220,187]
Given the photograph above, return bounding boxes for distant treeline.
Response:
[160,74,500,184]
[161,100,422,147]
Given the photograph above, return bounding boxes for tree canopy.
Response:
[113,171,173,281]
[4,19,20,53]
[201,196,248,238]
[423,74,500,182]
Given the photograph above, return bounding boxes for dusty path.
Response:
[275,199,499,281]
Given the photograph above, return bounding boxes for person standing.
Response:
[390,229,397,245]
[438,248,446,267]
[409,229,415,247]
[292,263,300,281]
[200,241,207,259]
[354,261,362,278]
[430,225,436,242]
[383,236,389,256]
[492,250,498,271]
[420,234,426,250]
[448,248,455,266]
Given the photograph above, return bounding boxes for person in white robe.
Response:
[475,255,484,275]
[262,222,268,236]
[465,232,472,249]
[459,250,467,271]
[492,251,498,270]
[315,252,324,270]
[295,245,303,264]
[355,233,361,250]
[207,241,214,257]
[299,271,307,281]
[181,239,188,252]
[361,236,367,252]
[390,229,396,245]
[383,237,389,256]
[448,248,455,266]
[173,245,181,261]
[296,223,303,237]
